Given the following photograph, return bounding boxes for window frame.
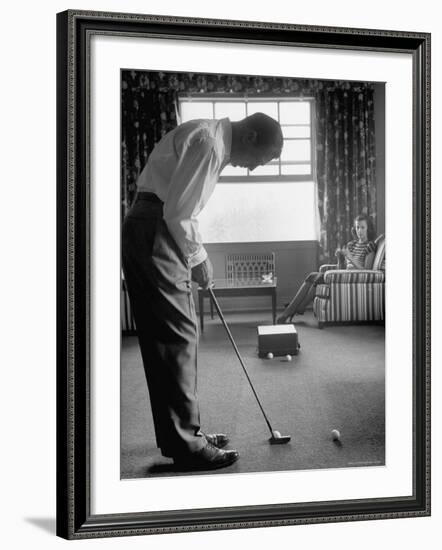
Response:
[177,93,316,183]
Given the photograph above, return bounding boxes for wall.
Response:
[2,2,439,550]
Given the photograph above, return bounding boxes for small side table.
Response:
[198,278,277,332]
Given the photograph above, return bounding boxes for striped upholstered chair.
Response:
[312,235,385,328]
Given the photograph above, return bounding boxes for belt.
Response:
[136,191,163,204]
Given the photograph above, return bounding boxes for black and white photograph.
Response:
[54,8,431,540]
[120,69,386,479]
[2,0,440,546]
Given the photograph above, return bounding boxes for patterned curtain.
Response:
[121,72,377,256]
[121,71,179,217]
[315,82,376,261]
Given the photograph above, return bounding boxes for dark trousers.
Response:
[122,195,206,458]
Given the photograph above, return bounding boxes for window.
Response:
[178,95,318,243]
[179,96,315,181]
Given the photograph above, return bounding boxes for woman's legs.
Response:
[277,272,324,323]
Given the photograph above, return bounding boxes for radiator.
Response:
[226,252,276,282]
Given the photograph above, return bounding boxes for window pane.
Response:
[197,182,317,242]
[180,101,213,120]
[282,125,311,138]
[279,101,310,124]
[246,102,278,119]
[281,139,311,162]
[248,164,279,176]
[214,102,246,120]
[281,164,312,175]
[220,164,248,176]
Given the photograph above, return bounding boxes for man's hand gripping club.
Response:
[191,257,214,290]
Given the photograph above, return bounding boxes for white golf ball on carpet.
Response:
[285,354,292,361]
[272,430,281,438]
[331,429,341,441]
[266,352,274,359]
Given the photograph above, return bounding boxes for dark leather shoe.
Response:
[204,433,229,448]
[173,443,239,471]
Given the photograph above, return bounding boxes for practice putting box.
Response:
[257,324,300,358]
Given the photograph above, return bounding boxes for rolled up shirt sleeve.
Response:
[163,132,219,268]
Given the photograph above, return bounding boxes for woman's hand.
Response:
[343,247,366,270]
[335,247,348,257]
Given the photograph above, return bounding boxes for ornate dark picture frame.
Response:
[56,9,431,540]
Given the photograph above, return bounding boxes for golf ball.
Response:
[331,429,341,441]
[266,352,274,359]
[273,430,281,438]
[285,354,292,362]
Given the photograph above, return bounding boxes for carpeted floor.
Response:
[121,310,385,479]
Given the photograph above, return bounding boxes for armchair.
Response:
[312,235,385,328]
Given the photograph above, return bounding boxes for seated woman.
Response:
[277,214,376,324]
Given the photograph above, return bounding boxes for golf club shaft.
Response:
[208,287,274,436]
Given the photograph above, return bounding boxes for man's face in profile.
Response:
[231,143,279,172]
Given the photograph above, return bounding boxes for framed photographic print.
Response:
[56,9,431,539]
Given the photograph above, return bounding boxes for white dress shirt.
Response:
[136,118,232,268]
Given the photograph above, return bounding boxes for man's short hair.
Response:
[244,112,283,157]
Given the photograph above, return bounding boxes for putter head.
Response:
[269,432,291,445]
